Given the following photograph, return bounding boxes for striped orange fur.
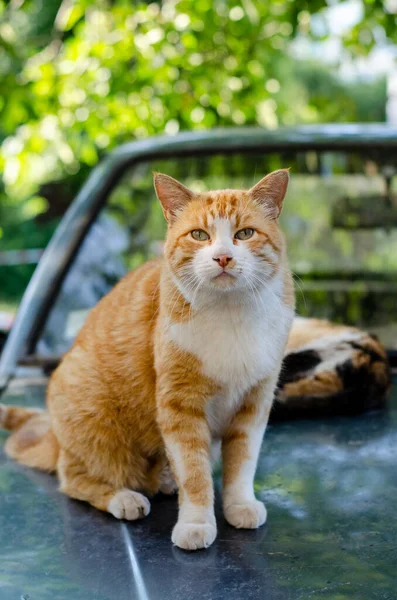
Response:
[1,170,294,550]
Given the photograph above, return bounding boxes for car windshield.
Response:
[35,151,397,357]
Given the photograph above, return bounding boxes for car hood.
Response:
[1,375,397,600]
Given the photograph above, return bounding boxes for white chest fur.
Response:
[167,276,294,434]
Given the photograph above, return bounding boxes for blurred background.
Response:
[1,0,397,353]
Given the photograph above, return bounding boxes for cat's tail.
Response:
[0,404,59,471]
[273,318,391,420]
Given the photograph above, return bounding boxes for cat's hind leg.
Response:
[159,461,178,495]
[58,450,150,520]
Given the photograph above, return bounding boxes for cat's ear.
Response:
[153,173,195,222]
[249,169,290,219]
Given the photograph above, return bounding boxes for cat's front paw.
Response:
[108,489,150,520]
[224,499,267,529]
[172,521,217,551]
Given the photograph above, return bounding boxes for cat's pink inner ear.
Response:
[249,169,290,218]
[153,173,194,221]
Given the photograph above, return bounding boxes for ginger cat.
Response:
[1,170,295,550]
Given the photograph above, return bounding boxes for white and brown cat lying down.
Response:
[0,171,390,552]
[276,317,390,419]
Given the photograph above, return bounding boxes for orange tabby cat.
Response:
[0,170,294,550]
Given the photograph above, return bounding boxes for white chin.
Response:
[210,274,239,290]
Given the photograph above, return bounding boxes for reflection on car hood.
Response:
[0,376,396,599]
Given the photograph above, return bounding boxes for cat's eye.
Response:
[191,229,210,241]
[235,228,255,240]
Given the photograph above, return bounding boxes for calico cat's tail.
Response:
[274,317,391,420]
[0,404,58,471]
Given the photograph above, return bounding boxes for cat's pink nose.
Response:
[213,254,233,269]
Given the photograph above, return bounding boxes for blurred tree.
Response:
[0,0,393,299]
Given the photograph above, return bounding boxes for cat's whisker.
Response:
[290,269,307,309]
[187,277,204,329]
[244,270,273,319]
[166,286,185,327]
[180,278,202,339]
[242,273,262,313]
[180,277,199,322]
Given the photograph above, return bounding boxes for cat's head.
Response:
[154,170,289,298]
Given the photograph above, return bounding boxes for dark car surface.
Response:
[1,126,397,599]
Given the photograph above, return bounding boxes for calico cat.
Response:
[275,317,390,419]
[1,170,295,551]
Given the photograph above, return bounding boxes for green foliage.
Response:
[0,0,391,196]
